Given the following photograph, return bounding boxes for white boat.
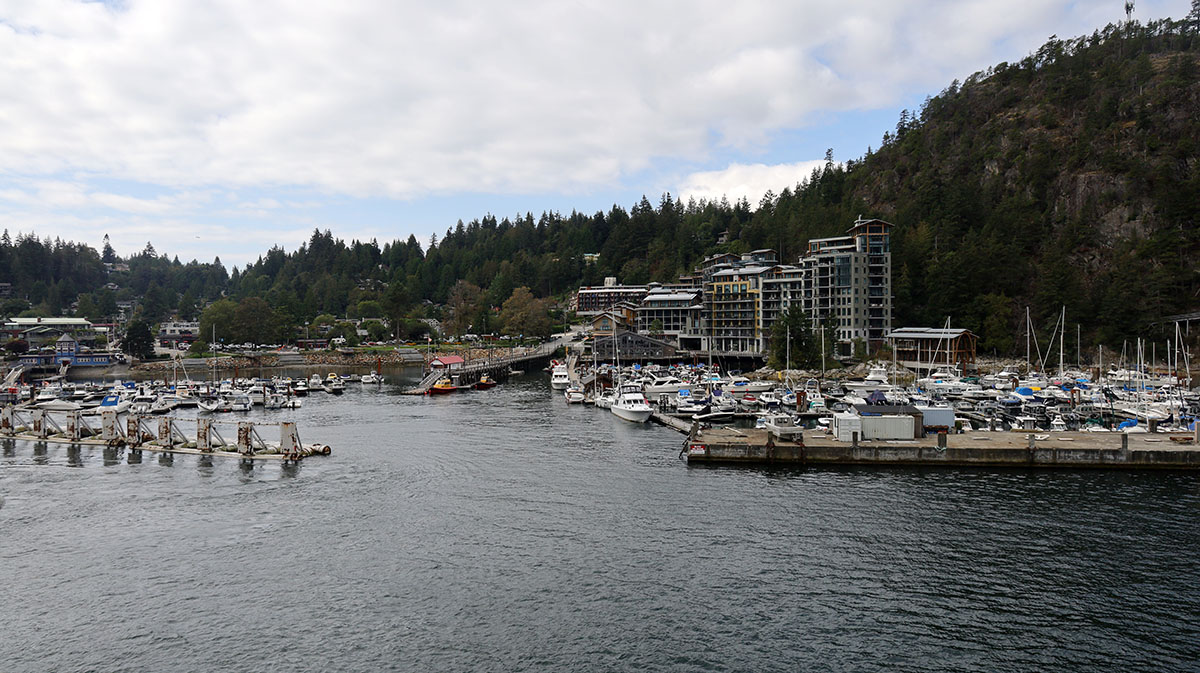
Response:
[643,375,686,397]
[361,372,381,384]
[550,365,571,390]
[610,384,652,423]
[564,386,586,404]
[36,398,82,411]
[265,392,302,409]
[594,388,616,409]
[229,393,253,412]
[83,392,131,415]
[197,396,232,413]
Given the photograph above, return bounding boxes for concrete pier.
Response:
[680,427,1200,469]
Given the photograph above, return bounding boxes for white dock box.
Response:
[859,414,915,440]
[832,413,861,442]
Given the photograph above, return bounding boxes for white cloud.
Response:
[678,160,831,206]
[0,0,1180,201]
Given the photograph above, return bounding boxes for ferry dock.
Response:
[673,423,1200,469]
[0,406,331,461]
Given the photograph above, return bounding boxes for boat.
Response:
[550,365,571,390]
[265,392,302,409]
[361,372,381,384]
[429,377,456,395]
[610,384,652,423]
[564,386,586,404]
[290,379,309,396]
[229,393,253,412]
[325,373,346,395]
[197,396,232,413]
[474,374,497,390]
[83,392,131,416]
[594,388,616,409]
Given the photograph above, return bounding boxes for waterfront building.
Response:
[886,327,977,373]
[705,265,775,355]
[590,311,632,338]
[17,333,119,368]
[429,355,465,372]
[798,217,893,356]
[634,285,704,350]
[3,317,101,345]
[592,330,676,361]
[575,278,648,316]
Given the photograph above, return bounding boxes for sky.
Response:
[0,0,1190,269]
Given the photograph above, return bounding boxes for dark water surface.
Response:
[2,373,1199,672]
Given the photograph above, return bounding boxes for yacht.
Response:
[610,384,652,423]
[550,365,571,391]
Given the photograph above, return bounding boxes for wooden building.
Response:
[886,327,977,373]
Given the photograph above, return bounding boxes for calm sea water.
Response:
[2,371,1199,672]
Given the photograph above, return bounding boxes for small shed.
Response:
[851,403,924,439]
[429,355,465,371]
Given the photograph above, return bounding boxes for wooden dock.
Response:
[403,344,559,394]
[677,425,1200,470]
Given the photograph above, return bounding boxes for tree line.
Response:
[2,15,1198,358]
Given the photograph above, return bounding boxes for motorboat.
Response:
[564,386,586,404]
[265,392,302,409]
[229,393,253,412]
[610,384,652,422]
[474,374,497,390]
[361,372,381,384]
[197,396,232,413]
[594,388,616,409]
[324,374,346,395]
[550,365,571,390]
[429,378,456,395]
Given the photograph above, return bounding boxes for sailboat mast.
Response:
[1059,306,1065,376]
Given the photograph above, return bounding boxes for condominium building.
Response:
[634,285,704,350]
[575,277,648,316]
[798,217,893,356]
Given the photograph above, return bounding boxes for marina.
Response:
[3,369,1198,673]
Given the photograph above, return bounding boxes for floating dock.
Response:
[0,406,331,461]
[675,424,1200,470]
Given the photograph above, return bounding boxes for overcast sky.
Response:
[0,0,1188,268]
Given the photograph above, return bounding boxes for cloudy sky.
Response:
[0,0,1188,268]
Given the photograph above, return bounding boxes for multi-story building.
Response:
[158,321,200,345]
[634,284,704,350]
[798,217,893,356]
[575,277,648,316]
[705,265,775,354]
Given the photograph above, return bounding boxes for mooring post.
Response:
[852,431,859,449]
[1121,432,1129,453]
[1,405,12,436]
[1194,421,1199,445]
[937,432,947,450]
[237,422,254,455]
[101,410,119,443]
[196,417,212,451]
[1027,433,1035,450]
[66,411,82,441]
[33,408,48,439]
[158,418,172,444]
[127,416,142,447]
[280,422,301,458]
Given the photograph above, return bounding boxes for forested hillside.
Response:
[2,16,1197,354]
